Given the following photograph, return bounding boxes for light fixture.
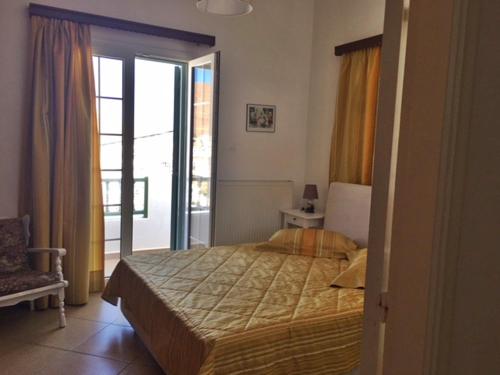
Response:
[196,0,253,16]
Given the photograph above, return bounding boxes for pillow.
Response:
[331,248,367,289]
[256,228,358,258]
[0,217,30,274]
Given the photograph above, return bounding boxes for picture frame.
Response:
[246,104,276,133]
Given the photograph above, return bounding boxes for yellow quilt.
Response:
[102,244,364,375]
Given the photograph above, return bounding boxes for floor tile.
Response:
[0,307,65,342]
[30,316,108,350]
[0,338,24,359]
[0,343,63,375]
[120,362,165,375]
[74,324,146,362]
[38,349,127,375]
[111,309,132,327]
[66,293,120,323]
[0,295,163,374]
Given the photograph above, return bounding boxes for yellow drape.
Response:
[20,16,104,306]
[329,47,381,185]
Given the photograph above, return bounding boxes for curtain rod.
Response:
[334,34,383,56]
[28,3,216,47]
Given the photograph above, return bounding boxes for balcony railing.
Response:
[191,175,210,212]
[102,177,149,218]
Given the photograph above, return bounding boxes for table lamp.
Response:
[303,184,319,213]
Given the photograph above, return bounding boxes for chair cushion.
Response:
[0,270,60,296]
[0,218,30,274]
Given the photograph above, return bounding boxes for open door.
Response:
[360,1,409,373]
[186,52,220,249]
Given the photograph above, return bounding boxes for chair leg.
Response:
[58,288,66,328]
[29,300,35,311]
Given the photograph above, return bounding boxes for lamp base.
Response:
[304,201,315,213]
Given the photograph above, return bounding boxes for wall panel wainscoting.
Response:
[214,180,294,245]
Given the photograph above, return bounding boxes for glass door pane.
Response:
[188,52,220,248]
[94,55,124,277]
[132,57,179,254]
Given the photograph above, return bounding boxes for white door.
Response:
[360,0,409,373]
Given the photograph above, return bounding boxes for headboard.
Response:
[324,182,372,248]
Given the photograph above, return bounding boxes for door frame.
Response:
[170,64,189,250]
[361,0,484,373]
[92,41,188,257]
[360,0,410,372]
[186,51,220,249]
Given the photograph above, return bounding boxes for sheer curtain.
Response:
[21,16,104,306]
[329,47,381,185]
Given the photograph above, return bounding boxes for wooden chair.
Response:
[0,216,68,328]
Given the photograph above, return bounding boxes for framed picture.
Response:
[246,104,276,133]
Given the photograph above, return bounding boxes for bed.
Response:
[102,182,371,375]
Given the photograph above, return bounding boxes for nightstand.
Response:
[280,209,325,229]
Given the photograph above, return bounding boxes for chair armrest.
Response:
[27,248,67,282]
[27,248,66,257]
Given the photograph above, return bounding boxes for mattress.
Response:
[102,244,364,375]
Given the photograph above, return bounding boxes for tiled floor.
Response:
[0,294,165,375]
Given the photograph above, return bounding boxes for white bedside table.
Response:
[280,209,325,229]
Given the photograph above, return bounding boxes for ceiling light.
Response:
[196,0,253,16]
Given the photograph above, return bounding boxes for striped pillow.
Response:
[257,228,358,258]
[331,248,368,289]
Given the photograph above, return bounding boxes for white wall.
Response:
[0,0,315,216]
[305,0,385,210]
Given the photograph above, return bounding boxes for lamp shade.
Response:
[196,0,253,16]
[303,184,319,200]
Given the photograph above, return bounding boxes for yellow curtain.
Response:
[329,47,381,185]
[20,16,104,306]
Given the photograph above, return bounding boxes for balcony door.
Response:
[93,48,219,276]
[187,52,220,249]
